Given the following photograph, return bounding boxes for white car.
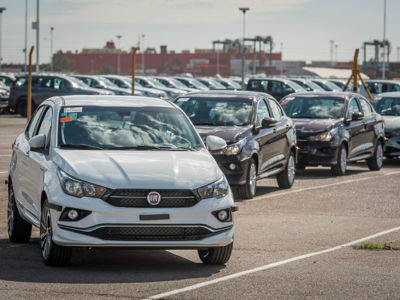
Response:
[7,96,235,266]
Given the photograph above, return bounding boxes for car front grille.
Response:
[105,189,198,208]
[78,225,219,241]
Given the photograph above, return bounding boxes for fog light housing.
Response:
[60,207,91,221]
[212,209,232,222]
[229,163,236,170]
[67,209,79,220]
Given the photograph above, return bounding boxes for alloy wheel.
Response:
[287,155,295,184]
[7,189,15,238]
[249,162,257,196]
[376,143,383,168]
[40,207,52,260]
[340,147,347,174]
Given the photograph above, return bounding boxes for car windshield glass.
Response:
[324,81,341,91]
[97,77,118,88]
[58,106,203,150]
[147,78,166,88]
[282,96,345,119]
[175,97,253,126]
[305,81,324,91]
[225,79,241,89]
[209,79,225,89]
[69,77,89,88]
[374,97,400,116]
[287,81,304,91]
[188,79,208,90]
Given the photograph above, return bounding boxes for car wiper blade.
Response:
[60,144,104,150]
[113,145,192,151]
[193,122,218,126]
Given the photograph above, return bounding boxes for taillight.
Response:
[11,139,16,150]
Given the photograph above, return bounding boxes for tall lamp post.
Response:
[50,27,54,71]
[24,0,28,72]
[382,0,387,79]
[32,0,40,72]
[116,35,122,74]
[0,7,6,72]
[239,7,249,89]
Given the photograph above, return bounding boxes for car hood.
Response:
[293,118,340,134]
[53,149,222,190]
[382,116,400,132]
[195,125,251,144]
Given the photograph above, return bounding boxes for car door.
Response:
[358,97,377,155]
[253,98,276,174]
[345,97,366,158]
[266,98,290,167]
[14,106,45,219]
[24,105,54,222]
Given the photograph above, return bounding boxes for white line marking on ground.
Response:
[247,171,400,203]
[0,171,7,174]
[146,225,400,300]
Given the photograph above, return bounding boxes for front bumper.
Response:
[0,99,8,109]
[213,155,250,186]
[384,136,400,157]
[297,140,339,166]
[49,187,235,248]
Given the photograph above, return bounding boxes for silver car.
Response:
[7,96,235,266]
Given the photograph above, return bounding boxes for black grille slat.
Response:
[85,226,213,241]
[106,189,198,208]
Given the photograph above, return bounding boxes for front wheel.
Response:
[40,200,72,266]
[8,184,32,243]
[367,142,384,171]
[276,153,296,189]
[198,242,233,265]
[331,145,347,176]
[236,159,257,199]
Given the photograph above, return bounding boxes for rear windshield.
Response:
[374,97,400,116]
[175,97,253,126]
[282,96,345,119]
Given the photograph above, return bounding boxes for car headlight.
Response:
[308,128,338,142]
[57,169,107,198]
[196,177,229,199]
[213,138,246,156]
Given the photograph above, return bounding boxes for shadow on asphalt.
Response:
[0,238,224,284]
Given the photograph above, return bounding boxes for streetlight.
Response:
[116,35,122,74]
[50,27,54,71]
[0,7,6,72]
[239,7,249,89]
[382,0,387,79]
[24,0,28,72]
[32,0,40,72]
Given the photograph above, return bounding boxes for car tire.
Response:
[40,200,72,266]
[276,152,296,189]
[7,183,32,243]
[331,144,347,176]
[296,163,306,170]
[198,242,233,265]
[17,100,27,117]
[367,142,384,171]
[237,159,257,199]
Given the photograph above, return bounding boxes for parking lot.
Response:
[0,115,399,299]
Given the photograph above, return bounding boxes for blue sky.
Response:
[1,0,399,64]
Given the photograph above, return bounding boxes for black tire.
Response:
[276,153,296,189]
[17,100,27,117]
[7,184,32,243]
[331,144,347,176]
[236,159,257,199]
[367,142,384,171]
[296,163,306,170]
[40,200,72,266]
[198,242,233,265]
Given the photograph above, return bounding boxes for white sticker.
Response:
[176,97,189,103]
[64,107,82,113]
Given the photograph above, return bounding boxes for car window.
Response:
[347,98,361,118]
[256,99,269,127]
[248,80,268,92]
[358,98,372,116]
[269,81,291,94]
[268,99,284,120]
[37,107,53,143]
[26,106,45,139]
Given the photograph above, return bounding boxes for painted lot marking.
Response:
[146,171,400,300]
[147,226,400,300]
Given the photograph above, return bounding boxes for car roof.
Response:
[248,77,295,84]
[179,90,271,100]
[285,91,358,100]
[51,95,174,108]
[377,92,400,98]
[366,80,400,84]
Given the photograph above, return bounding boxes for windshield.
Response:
[175,97,253,126]
[282,96,344,119]
[208,79,226,89]
[58,106,203,150]
[374,97,400,116]
[147,78,167,88]
[97,77,119,89]
[287,81,304,91]
[69,77,89,89]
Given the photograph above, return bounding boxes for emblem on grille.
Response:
[147,191,161,206]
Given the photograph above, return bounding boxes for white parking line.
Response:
[146,225,400,300]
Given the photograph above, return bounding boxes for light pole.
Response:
[116,35,122,74]
[50,27,54,71]
[239,7,249,89]
[24,0,28,72]
[141,34,145,75]
[0,7,6,72]
[32,0,40,73]
[382,0,387,79]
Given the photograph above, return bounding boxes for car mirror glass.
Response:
[29,134,46,152]
[206,135,227,151]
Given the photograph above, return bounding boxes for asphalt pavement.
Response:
[0,115,399,299]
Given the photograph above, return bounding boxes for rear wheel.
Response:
[236,159,257,199]
[7,184,32,243]
[276,153,296,189]
[331,144,347,176]
[198,242,233,265]
[40,200,72,266]
[367,142,384,171]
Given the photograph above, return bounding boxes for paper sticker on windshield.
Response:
[176,97,189,103]
[60,117,72,123]
[64,107,82,113]
[285,97,294,101]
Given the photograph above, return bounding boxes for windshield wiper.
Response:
[113,145,192,151]
[194,122,218,126]
[60,144,104,150]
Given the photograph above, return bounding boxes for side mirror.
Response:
[206,135,227,151]
[351,112,364,121]
[29,134,46,152]
[261,117,278,128]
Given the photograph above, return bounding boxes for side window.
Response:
[249,80,267,92]
[268,99,284,120]
[358,98,372,116]
[26,106,44,139]
[347,98,361,118]
[36,107,53,144]
[256,99,269,127]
